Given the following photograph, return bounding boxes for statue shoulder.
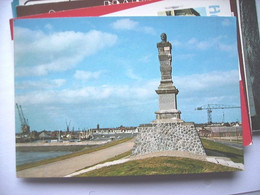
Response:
[157,41,172,48]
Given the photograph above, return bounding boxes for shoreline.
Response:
[16,140,110,152]
[16,140,110,147]
[16,138,135,177]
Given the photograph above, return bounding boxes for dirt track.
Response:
[17,139,135,178]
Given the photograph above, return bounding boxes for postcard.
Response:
[13,0,159,17]
[13,0,233,17]
[10,0,252,146]
[14,16,244,178]
[237,0,260,132]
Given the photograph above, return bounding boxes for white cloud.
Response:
[44,23,53,31]
[172,36,235,52]
[222,19,232,26]
[111,18,155,34]
[142,26,156,35]
[187,38,197,45]
[173,40,181,47]
[197,40,213,50]
[74,70,103,80]
[172,37,212,50]
[138,54,153,63]
[189,37,220,50]
[126,68,142,81]
[16,69,240,128]
[16,80,158,105]
[112,18,138,30]
[16,79,66,89]
[14,27,117,77]
[174,69,239,93]
[16,70,239,106]
[175,53,195,60]
[217,42,236,52]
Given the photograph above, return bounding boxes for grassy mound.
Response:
[78,156,239,177]
[77,137,243,177]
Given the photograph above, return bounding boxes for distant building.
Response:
[38,131,51,139]
[29,131,39,139]
[197,124,242,138]
[210,126,242,137]
[90,125,138,134]
[89,125,138,140]
[197,127,211,137]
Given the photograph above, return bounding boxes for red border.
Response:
[230,0,252,146]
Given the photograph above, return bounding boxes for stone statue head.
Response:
[160,33,167,42]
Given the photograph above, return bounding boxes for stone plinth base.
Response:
[152,118,184,124]
[132,123,206,156]
[155,81,182,122]
[153,109,182,123]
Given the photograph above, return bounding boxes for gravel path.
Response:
[17,139,135,178]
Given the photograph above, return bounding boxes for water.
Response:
[16,151,72,166]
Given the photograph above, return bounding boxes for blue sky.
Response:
[14,16,240,132]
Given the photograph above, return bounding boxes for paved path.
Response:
[206,156,244,169]
[17,139,135,178]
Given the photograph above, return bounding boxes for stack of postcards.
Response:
[11,0,259,178]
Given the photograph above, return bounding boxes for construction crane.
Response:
[195,104,240,124]
[16,103,30,134]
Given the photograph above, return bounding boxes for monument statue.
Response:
[154,33,182,123]
[157,33,172,81]
[132,33,206,157]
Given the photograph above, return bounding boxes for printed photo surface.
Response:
[14,16,243,178]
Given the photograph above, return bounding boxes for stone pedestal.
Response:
[132,123,206,156]
[153,81,183,123]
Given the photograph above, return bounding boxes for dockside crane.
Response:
[66,120,71,133]
[195,104,240,124]
[16,103,30,134]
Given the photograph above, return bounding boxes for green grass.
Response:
[201,138,244,163]
[16,137,133,171]
[78,156,239,177]
[201,137,243,144]
[77,137,244,177]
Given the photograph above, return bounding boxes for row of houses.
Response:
[16,125,138,142]
[89,125,138,135]
[16,130,91,143]
[197,124,242,138]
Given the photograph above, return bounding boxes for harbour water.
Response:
[15,140,106,166]
[16,151,73,166]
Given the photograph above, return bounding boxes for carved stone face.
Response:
[161,33,167,42]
